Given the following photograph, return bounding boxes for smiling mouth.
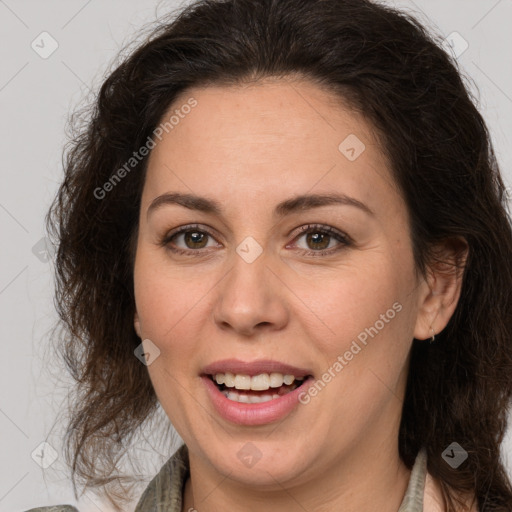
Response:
[207,373,312,403]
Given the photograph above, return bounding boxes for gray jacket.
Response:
[25,444,427,511]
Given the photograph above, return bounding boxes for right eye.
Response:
[160,224,222,255]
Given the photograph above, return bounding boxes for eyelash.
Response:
[159,223,352,258]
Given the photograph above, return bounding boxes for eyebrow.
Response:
[146,191,374,219]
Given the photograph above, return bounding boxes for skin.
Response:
[133,77,466,512]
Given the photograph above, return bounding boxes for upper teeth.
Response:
[214,372,304,390]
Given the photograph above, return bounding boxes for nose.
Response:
[212,249,289,337]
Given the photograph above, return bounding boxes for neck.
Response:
[182,440,412,512]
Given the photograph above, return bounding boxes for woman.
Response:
[28,0,512,510]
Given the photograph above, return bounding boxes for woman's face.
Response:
[133,78,431,489]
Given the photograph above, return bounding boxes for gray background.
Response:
[1,0,511,510]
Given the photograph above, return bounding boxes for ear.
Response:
[134,310,142,338]
[414,237,468,340]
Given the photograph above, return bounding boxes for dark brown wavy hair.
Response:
[46,0,512,510]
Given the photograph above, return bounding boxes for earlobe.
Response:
[413,237,468,341]
[134,311,142,338]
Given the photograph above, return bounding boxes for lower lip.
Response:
[201,375,314,426]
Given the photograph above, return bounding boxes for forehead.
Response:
[154,78,374,160]
[143,79,398,217]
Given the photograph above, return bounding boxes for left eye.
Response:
[297,231,335,251]
[290,226,350,253]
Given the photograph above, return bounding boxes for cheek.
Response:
[134,247,208,336]
[133,252,195,376]
[296,260,406,354]
[302,269,414,419]
[133,251,206,419]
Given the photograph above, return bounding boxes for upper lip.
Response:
[201,359,313,378]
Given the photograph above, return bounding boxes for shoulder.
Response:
[134,443,190,511]
[22,446,189,512]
